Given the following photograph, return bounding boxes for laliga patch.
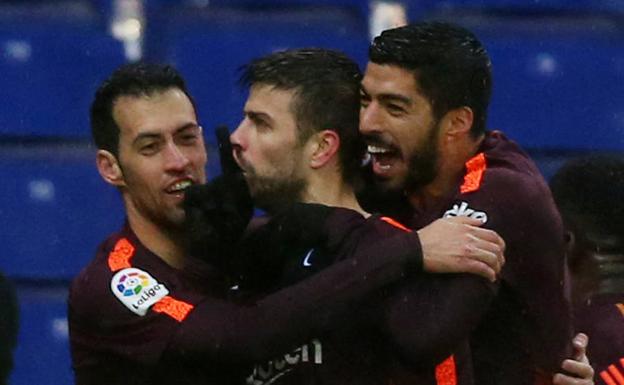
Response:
[444,201,488,223]
[110,267,169,316]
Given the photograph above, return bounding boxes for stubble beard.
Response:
[246,169,307,213]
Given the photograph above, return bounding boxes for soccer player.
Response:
[222,48,504,384]
[551,155,624,385]
[68,62,503,385]
[206,47,593,385]
[359,21,574,384]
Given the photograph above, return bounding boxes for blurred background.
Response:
[0,0,623,383]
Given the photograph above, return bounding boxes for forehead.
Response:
[361,62,421,98]
[246,85,297,117]
[112,88,197,139]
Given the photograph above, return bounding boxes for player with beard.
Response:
[70,62,482,385]
[359,22,579,385]
[185,48,592,385]
[550,155,624,385]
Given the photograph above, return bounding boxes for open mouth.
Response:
[165,179,193,194]
[367,144,400,173]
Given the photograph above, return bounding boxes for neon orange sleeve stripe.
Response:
[380,216,412,232]
[107,238,135,271]
[153,295,194,322]
[616,303,624,317]
[608,365,624,385]
[435,355,457,385]
[460,152,486,194]
[602,371,618,385]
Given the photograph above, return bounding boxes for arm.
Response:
[167,227,423,364]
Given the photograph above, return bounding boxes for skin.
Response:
[95,88,207,268]
[360,62,479,209]
[360,61,593,384]
[230,85,309,211]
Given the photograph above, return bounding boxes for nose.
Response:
[163,141,190,171]
[359,101,381,136]
[230,119,247,163]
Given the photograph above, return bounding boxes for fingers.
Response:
[215,125,239,175]
[572,333,589,361]
[459,258,497,282]
[552,371,594,385]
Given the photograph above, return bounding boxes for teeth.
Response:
[367,145,391,154]
[169,180,192,192]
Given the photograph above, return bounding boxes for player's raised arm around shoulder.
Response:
[167,206,427,364]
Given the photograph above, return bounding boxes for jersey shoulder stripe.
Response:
[106,236,195,322]
[460,152,486,194]
[435,355,457,385]
[153,295,194,322]
[380,216,412,232]
[107,237,135,271]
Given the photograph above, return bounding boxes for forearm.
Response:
[168,231,423,363]
[383,273,497,367]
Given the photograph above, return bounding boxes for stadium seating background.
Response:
[0,0,622,383]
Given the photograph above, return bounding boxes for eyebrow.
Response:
[360,85,413,106]
[246,110,274,125]
[132,122,200,146]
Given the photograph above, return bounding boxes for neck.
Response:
[125,205,186,270]
[302,169,369,217]
[408,134,484,210]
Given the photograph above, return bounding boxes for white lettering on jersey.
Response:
[110,267,169,316]
[444,201,488,223]
[246,339,323,385]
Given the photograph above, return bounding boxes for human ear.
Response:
[96,150,125,187]
[309,130,340,169]
[443,106,474,137]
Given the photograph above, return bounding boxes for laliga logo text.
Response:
[111,268,169,316]
[444,201,488,223]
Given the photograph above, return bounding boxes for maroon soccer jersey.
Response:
[574,293,624,385]
[69,218,424,385]
[243,211,480,385]
[406,131,573,385]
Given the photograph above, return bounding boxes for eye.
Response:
[359,93,370,108]
[386,104,406,116]
[139,142,159,155]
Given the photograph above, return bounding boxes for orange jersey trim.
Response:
[608,364,624,385]
[460,152,486,194]
[616,303,624,318]
[107,238,135,271]
[435,355,457,385]
[153,295,194,322]
[380,216,412,232]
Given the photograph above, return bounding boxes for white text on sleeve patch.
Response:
[110,267,169,316]
[444,201,488,223]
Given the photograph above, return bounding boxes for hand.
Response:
[183,126,253,265]
[417,216,505,282]
[553,333,594,385]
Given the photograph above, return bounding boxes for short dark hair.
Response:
[369,21,492,137]
[90,63,195,157]
[550,154,624,249]
[239,48,364,186]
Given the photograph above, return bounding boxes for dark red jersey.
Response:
[574,293,624,385]
[242,211,491,385]
[405,131,573,385]
[68,218,424,385]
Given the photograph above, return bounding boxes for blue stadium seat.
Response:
[406,0,624,19]
[145,6,370,149]
[10,283,72,385]
[0,144,124,279]
[0,1,126,139]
